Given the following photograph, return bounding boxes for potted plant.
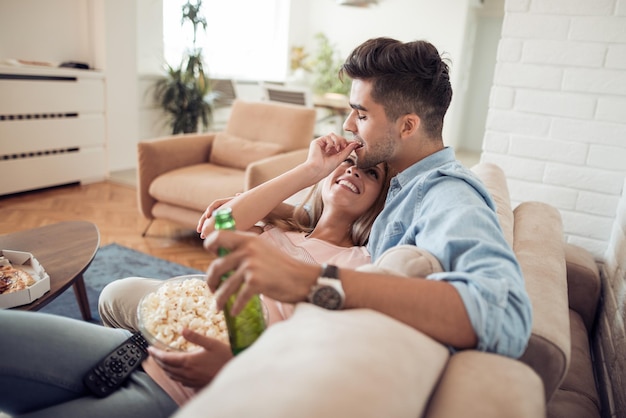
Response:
[309,33,351,96]
[153,0,216,134]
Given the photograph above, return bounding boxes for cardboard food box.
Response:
[0,250,50,309]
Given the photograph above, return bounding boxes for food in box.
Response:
[0,250,50,309]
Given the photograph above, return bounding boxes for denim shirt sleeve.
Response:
[429,174,531,358]
[387,167,533,358]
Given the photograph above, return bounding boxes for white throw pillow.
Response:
[174,304,450,418]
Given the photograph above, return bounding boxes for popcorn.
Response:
[138,277,229,352]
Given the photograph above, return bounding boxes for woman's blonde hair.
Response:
[266,162,392,247]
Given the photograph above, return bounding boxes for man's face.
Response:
[343,79,399,170]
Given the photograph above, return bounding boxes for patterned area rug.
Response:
[39,243,202,323]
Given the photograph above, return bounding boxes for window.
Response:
[163,0,290,81]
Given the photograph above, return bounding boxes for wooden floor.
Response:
[0,180,214,272]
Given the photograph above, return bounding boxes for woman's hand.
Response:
[197,195,239,238]
[304,133,360,180]
[148,329,233,388]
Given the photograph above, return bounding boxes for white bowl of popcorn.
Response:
[137,275,229,352]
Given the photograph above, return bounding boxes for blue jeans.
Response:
[0,310,177,417]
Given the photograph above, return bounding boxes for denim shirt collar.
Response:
[392,147,456,190]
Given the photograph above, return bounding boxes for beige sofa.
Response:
[174,162,601,418]
[137,99,316,234]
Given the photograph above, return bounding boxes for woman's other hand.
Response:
[148,329,233,389]
[197,195,239,238]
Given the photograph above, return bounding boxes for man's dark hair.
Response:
[340,37,452,139]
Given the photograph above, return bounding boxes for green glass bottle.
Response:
[213,207,267,355]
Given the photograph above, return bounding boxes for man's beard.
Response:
[355,134,395,169]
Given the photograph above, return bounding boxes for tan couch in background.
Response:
[173,161,602,418]
[137,99,316,235]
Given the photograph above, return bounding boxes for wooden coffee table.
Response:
[0,221,100,320]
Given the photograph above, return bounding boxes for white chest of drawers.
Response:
[0,66,106,196]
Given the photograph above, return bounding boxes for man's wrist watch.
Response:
[307,263,344,310]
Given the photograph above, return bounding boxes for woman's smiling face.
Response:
[321,155,387,219]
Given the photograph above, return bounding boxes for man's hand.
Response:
[148,329,233,388]
[204,229,320,315]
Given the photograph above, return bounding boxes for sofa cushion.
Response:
[226,100,316,152]
[564,243,601,332]
[149,164,244,212]
[356,244,443,276]
[151,203,208,230]
[546,310,601,418]
[174,304,450,418]
[209,132,284,170]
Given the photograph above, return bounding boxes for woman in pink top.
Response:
[97,133,392,405]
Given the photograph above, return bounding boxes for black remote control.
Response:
[83,332,149,397]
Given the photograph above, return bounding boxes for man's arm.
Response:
[340,269,477,348]
[203,231,477,350]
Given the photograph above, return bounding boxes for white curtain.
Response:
[163,0,290,81]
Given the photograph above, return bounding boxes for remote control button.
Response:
[83,333,149,398]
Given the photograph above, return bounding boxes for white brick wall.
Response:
[483,0,626,262]
[484,1,626,415]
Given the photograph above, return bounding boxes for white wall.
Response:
[0,0,140,174]
[0,0,492,170]
[483,1,626,413]
[300,0,475,149]
[2,0,621,261]
[0,0,92,66]
[459,11,503,152]
[137,0,171,141]
[135,0,492,148]
[97,0,139,172]
[482,0,626,261]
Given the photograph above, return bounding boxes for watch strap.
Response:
[307,264,344,310]
[320,263,339,280]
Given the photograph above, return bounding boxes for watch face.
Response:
[312,286,342,310]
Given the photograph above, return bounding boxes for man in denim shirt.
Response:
[205,37,532,359]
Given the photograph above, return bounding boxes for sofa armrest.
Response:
[425,351,545,418]
[244,148,309,190]
[471,162,514,248]
[137,133,216,219]
[514,201,570,402]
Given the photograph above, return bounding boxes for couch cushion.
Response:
[564,243,601,332]
[547,389,600,418]
[149,164,244,212]
[151,203,208,230]
[209,132,284,170]
[356,244,443,276]
[546,311,601,418]
[174,304,450,418]
[514,201,570,403]
[226,100,316,152]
